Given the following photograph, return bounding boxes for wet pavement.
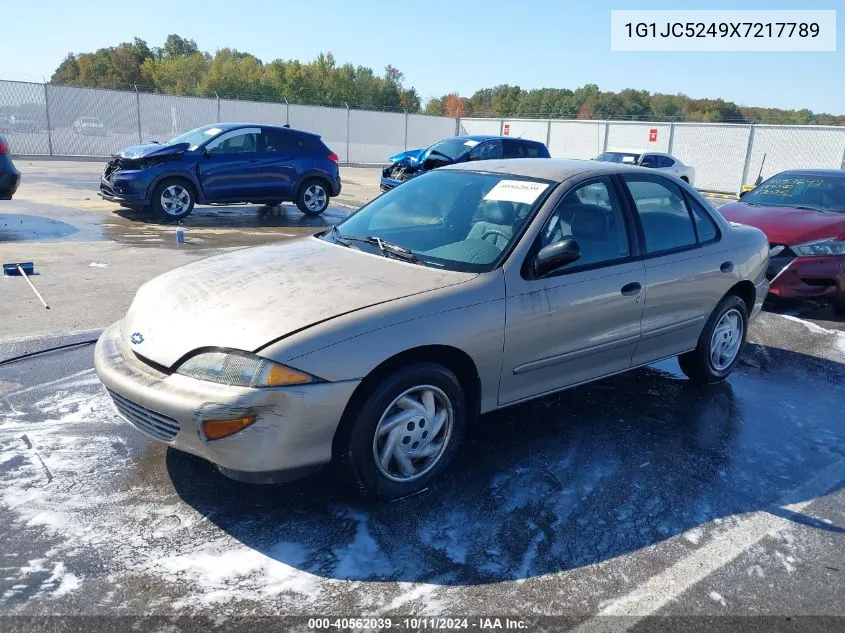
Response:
[1,198,351,250]
[0,313,843,628]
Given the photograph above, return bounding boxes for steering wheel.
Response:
[481,229,511,245]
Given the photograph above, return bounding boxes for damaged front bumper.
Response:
[380,162,420,192]
[94,321,360,482]
[767,249,845,303]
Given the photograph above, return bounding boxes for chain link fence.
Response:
[2,79,844,193]
[0,80,457,166]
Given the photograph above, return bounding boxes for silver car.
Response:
[95,159,769,498]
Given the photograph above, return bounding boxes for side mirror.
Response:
[534,239,581,276]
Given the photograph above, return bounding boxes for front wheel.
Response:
[296,178,330,215]
[678,295,748,383]
[336,363,466,499]
[151,178,195,221]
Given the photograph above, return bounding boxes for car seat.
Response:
[569,205,624,266]
[466,200,518,249]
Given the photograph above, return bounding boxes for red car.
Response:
[719,170,845,311]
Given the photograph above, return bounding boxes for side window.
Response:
[624,177,697,254]
[686,194,720,244]
[521,142,546,158]
[206,130,259,154]
[470,140,503,161]
[540,179,630,268]
[502,139,525,159]
[657,155,675,168]
[263,129,304,153]
[639,154,659,168]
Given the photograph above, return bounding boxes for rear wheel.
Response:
[336,363,466,499]
[151,178,195,221]
[296,178,329,215]
[678,295,748,383]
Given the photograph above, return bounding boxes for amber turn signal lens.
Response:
[202,416,256,441]
[265,364,312,386]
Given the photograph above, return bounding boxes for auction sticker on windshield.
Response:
[484,180,549,204]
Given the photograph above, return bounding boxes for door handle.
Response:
[720,261,734,273]
[621,282,642,296]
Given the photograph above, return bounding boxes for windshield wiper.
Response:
[792,205,826,212]
[328,225,352,246]
[341,234,421,263]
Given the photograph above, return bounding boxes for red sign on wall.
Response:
[649,128,658,142]
[503,123,510,136]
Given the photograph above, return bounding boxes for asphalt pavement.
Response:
[0,160,844,631]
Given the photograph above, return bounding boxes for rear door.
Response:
[197,127,262,201]
[258,128,307,200]
[620,174,739,365]
[499,176,646,405]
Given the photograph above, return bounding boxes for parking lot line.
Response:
[573,457,845,631]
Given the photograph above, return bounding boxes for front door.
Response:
[499,177,646,405]
[197,127,262,201]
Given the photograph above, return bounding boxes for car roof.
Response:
[444,158,653,182]
[216,122,320,138]
[458,135,544,144]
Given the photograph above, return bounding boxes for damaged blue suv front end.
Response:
[380,135,550,192]
[380,136,492,192]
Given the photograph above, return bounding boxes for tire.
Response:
[151,178,195,221]
[296,178,330,215]
[678,295,748,383]
[336,362,467,499]
[833,298,845,315]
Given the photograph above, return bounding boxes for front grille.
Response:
[767,244,796,280]
[107,389,180,442]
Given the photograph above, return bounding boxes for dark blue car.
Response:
[380,135,550,192]
[99,123,342,220]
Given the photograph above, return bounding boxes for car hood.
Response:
[719,201,845,245]
[121,237,474,368]
[116,142,189,160]
[387,147,440,167]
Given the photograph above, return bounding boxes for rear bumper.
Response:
[768,254,845,302]
[0,168,20,199]
[94,321,360,478]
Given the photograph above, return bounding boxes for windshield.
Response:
[743,173,845,212]
[166,125,225,150]
[428,137,482,160]
[326,169,552,272]
[595,152,640,164]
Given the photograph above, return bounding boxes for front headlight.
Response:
[176,351,318,387]
[792,238,845,257]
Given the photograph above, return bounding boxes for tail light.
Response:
[0,139,8,154]
[327,153,339,164]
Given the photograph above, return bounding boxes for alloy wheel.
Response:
[303,184,327,212]
[160,185,191,216]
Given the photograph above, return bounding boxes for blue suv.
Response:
[380,135,550,192]
[100,123,342,220]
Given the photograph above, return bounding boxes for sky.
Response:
[1,0,843,113]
